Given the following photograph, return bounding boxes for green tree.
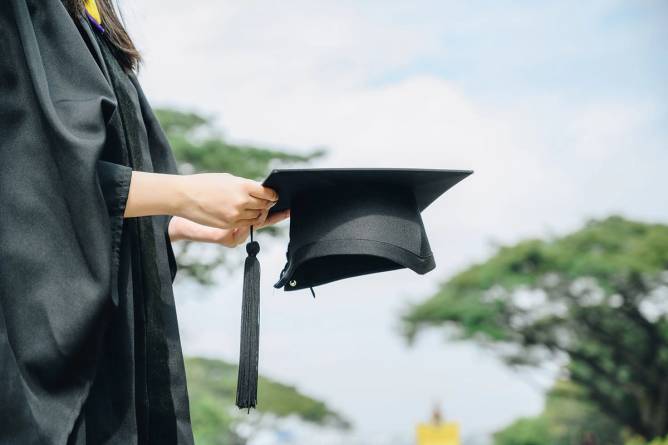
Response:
[402,216,668,439]
[155,109,324,180]
[494,381,623,445]
[494,417,550,445]
[627,435,668,445]
[155,108,324,284]
[185,357,350,445]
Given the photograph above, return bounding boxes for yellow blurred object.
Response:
[416,422,460,445]
[84,0,101,24]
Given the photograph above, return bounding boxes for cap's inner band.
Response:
[275,238,435,290]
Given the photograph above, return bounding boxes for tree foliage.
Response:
[155,108,324,180]
[402,216,668,439]
[154,108,324,284]
[185,357,350,445]
[627,435,668,445]
[494,380,623,445]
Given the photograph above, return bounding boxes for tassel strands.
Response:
[236,226,261,411]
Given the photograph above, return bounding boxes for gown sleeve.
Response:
[129,73,181,283]
[96,160,133,218]
[0,0,127,442]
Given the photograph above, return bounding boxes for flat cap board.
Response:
[263,168,473,214]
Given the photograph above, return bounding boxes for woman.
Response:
[0,0,289,443]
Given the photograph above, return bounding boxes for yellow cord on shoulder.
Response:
[84,0,102,24]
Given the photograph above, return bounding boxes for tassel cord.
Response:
[236,226,261,410]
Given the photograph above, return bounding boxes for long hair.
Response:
[63,0,141,72]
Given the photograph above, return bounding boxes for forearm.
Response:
[122,170,282,241]
[124,171,187,218]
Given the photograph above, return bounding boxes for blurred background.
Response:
[124,1,668,444]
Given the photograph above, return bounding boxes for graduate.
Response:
[0,0,289,443]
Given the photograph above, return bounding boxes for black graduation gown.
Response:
[0,0,194,443]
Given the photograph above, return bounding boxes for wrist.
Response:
[166,174,191,217]
[125,171,190,218]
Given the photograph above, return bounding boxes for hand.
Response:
[168,209,290,247]
[175,173,278,230]
[124,171,278,230]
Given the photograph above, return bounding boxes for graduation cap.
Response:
[235,168,472,410]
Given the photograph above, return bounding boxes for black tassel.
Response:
[236,226,261,411]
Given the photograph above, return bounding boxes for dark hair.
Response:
[63,0,141,72]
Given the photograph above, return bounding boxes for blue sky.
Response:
[365,1,668,99]
[127,1,668,443]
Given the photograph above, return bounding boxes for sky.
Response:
[123,1,668,443]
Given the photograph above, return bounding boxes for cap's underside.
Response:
[274,238,436,290]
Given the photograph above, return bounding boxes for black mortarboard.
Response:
[235,168,472,410]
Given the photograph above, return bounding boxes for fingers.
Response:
[212,226,249,247]
[223,178,284,230]
[245,195,277,210]
[252,208,269,227]
[220,209,290,247]
[247,181,278,202]
[257,209,290,228]
[237,208,264,220]
[232,209,269,229]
